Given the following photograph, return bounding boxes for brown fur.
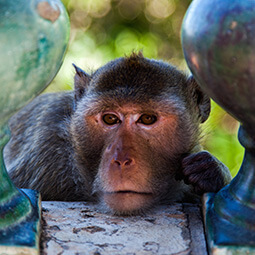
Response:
[4,53,231,215]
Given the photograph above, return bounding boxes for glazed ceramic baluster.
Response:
[182,0,255,253]
[0,0,69,253]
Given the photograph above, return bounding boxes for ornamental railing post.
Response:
[0,1,69,253]
[182,1,255,253]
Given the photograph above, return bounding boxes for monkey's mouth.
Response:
[103,190,154,214]
[107,190,153,195]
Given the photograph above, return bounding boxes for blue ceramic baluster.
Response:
[182,0,255,253]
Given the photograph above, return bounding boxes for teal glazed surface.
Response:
[0,0,69,126]
[182,0,255,249]
[0,190,41,246]
[0,0,69,252]
[182,1,255,134]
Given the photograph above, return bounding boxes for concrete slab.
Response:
[40,202,207,255]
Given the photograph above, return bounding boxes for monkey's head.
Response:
[70,53,210,215]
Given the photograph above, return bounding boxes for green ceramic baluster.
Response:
[0,0,69,253]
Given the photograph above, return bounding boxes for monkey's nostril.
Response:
[114,160,121,166]
[124,158,133,166]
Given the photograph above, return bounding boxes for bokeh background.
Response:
[46,0,244,176]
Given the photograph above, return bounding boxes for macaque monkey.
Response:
[4,53,231,215]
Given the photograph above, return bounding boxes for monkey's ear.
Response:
[73,64,91,102]
[187,76,211,123]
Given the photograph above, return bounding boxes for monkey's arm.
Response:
[180,151,232,195]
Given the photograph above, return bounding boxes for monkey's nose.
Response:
[112,157,134,168]
[115,158,133,166]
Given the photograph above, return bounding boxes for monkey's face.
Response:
[84,103,191,215]
[71,54,210,214]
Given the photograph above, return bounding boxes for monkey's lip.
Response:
[105,190,153,195]
[103,190,155,214]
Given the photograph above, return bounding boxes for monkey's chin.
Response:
[103,191,154,215]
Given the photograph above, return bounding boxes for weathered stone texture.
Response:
[41,202,207,255]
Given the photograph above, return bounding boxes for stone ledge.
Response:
[40,202,207,255]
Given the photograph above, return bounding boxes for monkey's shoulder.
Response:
[6,91,75,165]
[9,91,74,133]
[5,91,76,196]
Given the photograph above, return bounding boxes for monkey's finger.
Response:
[182,159,218,176]
[183,171,206,185]
[183,168,218,184]
[185,172,224,193]
[188,169,223,184]
[182,163,208,176]
[194,179,223,194]
[182,151,213,166]
[178,159,215,182]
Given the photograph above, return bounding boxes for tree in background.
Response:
[46,0,243,176]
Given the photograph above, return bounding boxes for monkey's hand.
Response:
[179,151,232,195]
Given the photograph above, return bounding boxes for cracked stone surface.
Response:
[41,202,207,255]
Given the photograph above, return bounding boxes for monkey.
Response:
[4,53,232,215]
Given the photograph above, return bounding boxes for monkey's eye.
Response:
[138,114,157,125]
[102,114,120,125]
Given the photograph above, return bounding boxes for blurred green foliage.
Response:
[46,0,244,176]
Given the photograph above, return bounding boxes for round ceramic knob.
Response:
[0,0,69,126]
[182,1,255,135]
